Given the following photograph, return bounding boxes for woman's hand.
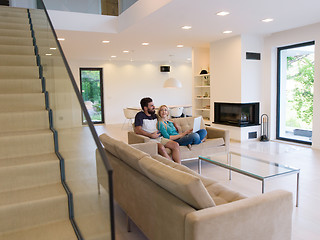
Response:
[184,128,193,135]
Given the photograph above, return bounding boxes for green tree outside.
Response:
[81,70,102,122]
[286,54,314,129]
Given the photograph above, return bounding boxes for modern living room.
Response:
[6,0,320,239]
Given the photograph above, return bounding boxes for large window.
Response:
[277,41,315,144]
[80,68,104,124]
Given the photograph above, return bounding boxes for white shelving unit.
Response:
[193,74,211,123]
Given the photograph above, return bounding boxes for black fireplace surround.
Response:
[214,102,260,127]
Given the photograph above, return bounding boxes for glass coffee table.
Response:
[199,152,300,207]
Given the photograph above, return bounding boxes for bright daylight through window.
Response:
[277,41,315,144]
[80,68,104,124]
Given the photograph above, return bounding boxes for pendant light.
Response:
[163,54,182,88]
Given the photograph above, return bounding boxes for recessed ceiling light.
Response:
[50,47,56,50]
[102,40,110,43]
[45,53,52,56]
[182,26,192,30]
[217,11,230,16]
[123,50,129,53]
[142,42,149,46]
[223,30,232,34]
[187,58,191,61]
[57,38,65,41]
[177,44,184,48]
[262,18,274,23]
[111,55,117,58]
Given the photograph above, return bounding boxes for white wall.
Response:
[44,0,101,14]
[48,10,117,33]
[263,22,320,149]
[119,0,138,13]
[192,47,210,75]
[241,35,264,103]
[210,35,242,103]
[118,0,172,31]
[68,60,192,124]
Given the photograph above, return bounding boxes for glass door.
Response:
[80,68,104,124]
[276,41,315,144]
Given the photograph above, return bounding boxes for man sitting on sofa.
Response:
[134,97,181,164]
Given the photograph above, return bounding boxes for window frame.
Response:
[79,67,105,124]
[276,41,315,145]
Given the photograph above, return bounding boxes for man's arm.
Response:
[135,126,160,139]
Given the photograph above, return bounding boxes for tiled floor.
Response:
[95,123,320,240]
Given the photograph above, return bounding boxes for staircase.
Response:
[0,6,77,240]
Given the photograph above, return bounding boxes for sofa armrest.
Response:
[131,142,158,156]
[128,131,151,144]
[205,126,230,152]
[185,190,293,240]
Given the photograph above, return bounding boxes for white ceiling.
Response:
[56,0,320,63]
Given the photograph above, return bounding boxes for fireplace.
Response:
[214,102,259,127]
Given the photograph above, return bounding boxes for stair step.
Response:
[0,11,28,19]
[0,45,34,55]
[0,183,69,234]
[0,110,49,133]
[0,15,29,24]
[0,22,30,31]
[0,153,57,168]
[0,55,36,66]
[0,219,77,240]
[0,29,31,38]
[0,93,45,111]
[0,6,27,13]
[0,158,61,193]
[0,36,33,46]
[0,129,54,159]
[0,66,39,79]
[0,78,42,93]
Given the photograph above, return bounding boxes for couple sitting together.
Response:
[134,97,207,164]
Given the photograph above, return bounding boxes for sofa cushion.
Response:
[99,133,119,157]
[100,133,148,174]
[152,154,177,167]
[205,182,246,205]
[193,138,225,149]
[153,155,219,187]
[139,156,216,210]
[172,117,205,132]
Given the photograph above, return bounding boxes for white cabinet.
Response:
[193,74,211,123]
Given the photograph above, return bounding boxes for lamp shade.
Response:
[163,77,182,88]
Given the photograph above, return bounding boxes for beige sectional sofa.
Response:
[97,133,293,240]
[128,116,229,160]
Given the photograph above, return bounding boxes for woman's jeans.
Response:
[174,129,207,146]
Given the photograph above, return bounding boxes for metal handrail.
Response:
[34,1,115,239]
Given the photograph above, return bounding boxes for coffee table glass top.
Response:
[199,152,300,180]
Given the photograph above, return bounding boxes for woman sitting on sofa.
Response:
[157,105,207,148]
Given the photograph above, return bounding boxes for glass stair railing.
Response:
[30,1,115,239]
[0,2,114,240]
